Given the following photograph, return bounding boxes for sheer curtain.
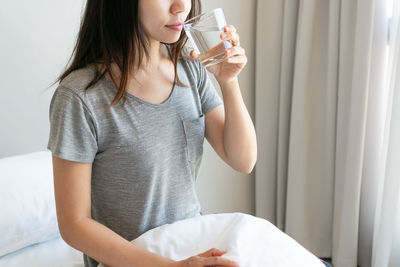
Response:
[371,0,400,266]
[255,0,399,266]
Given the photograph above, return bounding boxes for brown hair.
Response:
[50,0,201,108]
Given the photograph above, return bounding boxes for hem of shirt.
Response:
[47,146,95,163]
[202,102,223,115]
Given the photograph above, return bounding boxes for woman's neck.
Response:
[140,41,171,71]
[91,41,172,82]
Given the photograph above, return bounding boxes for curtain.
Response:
[255,0,398,266]
[371,0,400,266]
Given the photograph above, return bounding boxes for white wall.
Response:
[0,0,256,215]
[0,0,85,157]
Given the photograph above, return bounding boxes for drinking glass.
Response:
[183,8,232,67]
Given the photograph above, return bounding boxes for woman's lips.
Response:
[166,24,183,31]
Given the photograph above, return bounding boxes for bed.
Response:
[0,151,328,267]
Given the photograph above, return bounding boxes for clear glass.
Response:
[184,8,232,67]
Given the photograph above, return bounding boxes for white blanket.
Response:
[99,212,325,267]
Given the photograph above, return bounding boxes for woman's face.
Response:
[139,0,192,44]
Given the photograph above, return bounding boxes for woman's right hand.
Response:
[173,248,240,267]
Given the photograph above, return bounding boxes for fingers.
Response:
[226,55,247,64]
[225,46,245,57]
[220,31,239,46]
[224,25,237,33]
[198,248,226,257]
[212,251,227,257]
[225,46,247,64]
[190,49,200,60]
[220,25,239,46]
[198,248,239,267]
[191,248,240,267]
[202,256,240,267]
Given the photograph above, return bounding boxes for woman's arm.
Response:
[193,25,257,174]
[204,78,257,174]
[52,156,174,267]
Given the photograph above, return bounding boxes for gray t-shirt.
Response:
[47,56,223,267]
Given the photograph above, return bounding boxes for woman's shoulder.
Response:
[59,65,97,92]
[54,65,112,110]
[57,65,110,100]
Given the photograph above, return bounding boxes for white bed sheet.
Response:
[0,236,83,267]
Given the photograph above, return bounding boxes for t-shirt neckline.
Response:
[87,64,178,108]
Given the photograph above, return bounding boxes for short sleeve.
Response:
[196,61,223,114]
[47,86,98,163]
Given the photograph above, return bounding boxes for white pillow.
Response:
[99,212,325,267]
[0,151,60,257]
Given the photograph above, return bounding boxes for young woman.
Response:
[47,0,257,266]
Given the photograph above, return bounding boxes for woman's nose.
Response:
[170,0,190,15]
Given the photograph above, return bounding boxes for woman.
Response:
[47,0,257,266]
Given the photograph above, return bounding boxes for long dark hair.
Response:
[51,0,201,108]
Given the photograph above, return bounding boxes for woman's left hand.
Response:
[190,24,247,84]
